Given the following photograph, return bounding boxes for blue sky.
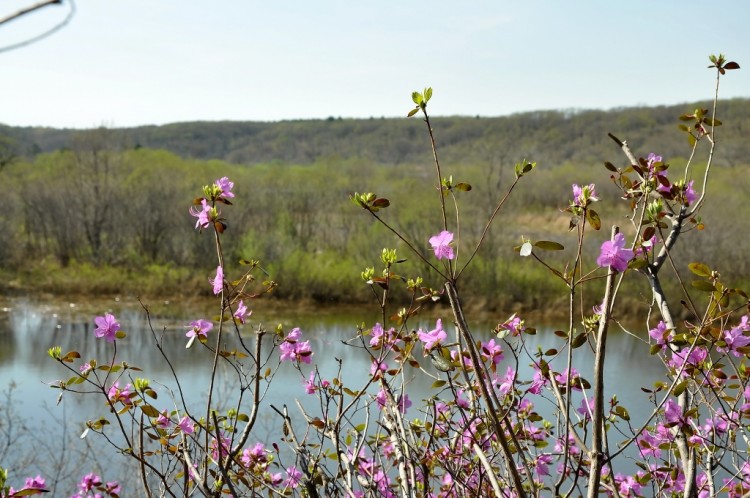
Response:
[1,0,748,128]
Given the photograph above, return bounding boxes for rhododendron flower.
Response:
[370,359,388,378]
[303,370,316,394]
[577,396,594,420]
[279,328,313,364]
[215,176,235,199]
[417,319,447,351]
[79,473,102,493]
[156,410,172,428]
[664,398,687,427]
[720,320,750,356]
[107,381,134,405]
[24,475,45,490]
[572,183,598,206]
[282,466,303,489]
[555,367,582,391]
[189,198,212,229]
[648,320,671,348]
[498,313,525,336]
[210,265,224,295]
[79,362,92,374]
[369,322,398,348]
[94,313,120,343]
[375,388,411,413]
[596,232,634,272]
[186,319,213,339]
[429,230,455,260]
[178,415,195,434]
[234,300,250,324]
[480,339,504,365]
[684,179,696,205]
[496,366,516,395]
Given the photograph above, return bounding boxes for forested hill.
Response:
[2,98,749,167]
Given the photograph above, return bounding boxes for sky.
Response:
[1,0,748,129]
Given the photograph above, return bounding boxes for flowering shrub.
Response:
[3,54,744,497]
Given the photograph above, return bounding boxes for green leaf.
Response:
[424,87,433,102]
[688,262,711,277]
[454,182,472,191]
[628,259,647,270]
[141,404,160,417]
[534,240,564,251]
[571,332,587,349]
[692,280,716,292]
[614,405,630,421]
[673,380,689,396]
[407,107,419,117]
[431,380,447,389]
[411,91,422,105]
[586,209,601,230]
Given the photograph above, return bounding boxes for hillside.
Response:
[2,98,749,168]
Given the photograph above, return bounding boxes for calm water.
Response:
[0,297,666,492]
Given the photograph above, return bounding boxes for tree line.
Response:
[1,100,748,311]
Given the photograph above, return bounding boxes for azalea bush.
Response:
[3,54,748,498]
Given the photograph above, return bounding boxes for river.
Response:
[0,296,666,494]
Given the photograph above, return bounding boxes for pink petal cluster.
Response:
[279,328,313,364]
[186,318,213,339]
[417,319,447,351]
[429,230,455,260]
[596,233,634,272]
[94,313,120,343]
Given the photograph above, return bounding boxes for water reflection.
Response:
[0,298,667,487]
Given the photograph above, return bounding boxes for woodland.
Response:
[1,98,749,313]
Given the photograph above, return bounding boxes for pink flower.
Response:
[303,370,316,394]
[572,183,598,206]
[369,323,397,348]
[189,198,212,230]
[79,473,102,493]
[279,328,313,364]
[370,359,388,378]
[480,339,504,365]
[720,319,750,357]
[498,313,525,336]
[79,362,92,374]
[496,366,516,395]
[107,381,134,405]
[94,313,120,343]
[186,319,213,339]
[24,475,45,490]
[684,179,696,205]
[429,230,455,260]
[210,266,224,295]
[417,319,447,351]
[178,415,195,434]
[282,466,303,489]
[596,232,634,272]
[648,320,671,348]
[215,177,235,199]
[577,396,594,420]
[156,410,172,428]
[234,300,250,324]
[664,399,687,427]
[375,388,410,413]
